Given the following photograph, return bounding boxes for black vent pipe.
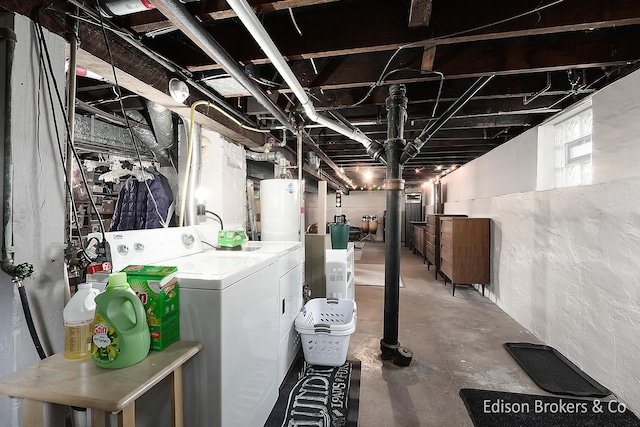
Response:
[400,75,494,165]
[380,84,413,366]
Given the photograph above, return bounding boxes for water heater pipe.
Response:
[225,0,386,163]
[179,101,207,226]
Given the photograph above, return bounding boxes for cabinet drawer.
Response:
[426,224,435,235]
[427,215,437,225]
[425,246,436,262]
[440,245,452,262]
[440,258,453,277]
[440,219,453,235]
[440,231,452,248]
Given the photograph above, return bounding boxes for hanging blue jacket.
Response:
[109,173,173,231]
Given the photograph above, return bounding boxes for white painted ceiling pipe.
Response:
[226,0,384,159]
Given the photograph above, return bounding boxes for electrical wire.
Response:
[178,100,270,226]
[351,0,565,108]
[95,10,168,228]
[179,100,207,227]
[60,2,262,129]
[206,210,224,230]
[34,9,104,255]
[427,0,565,43]
[288,8,303,36]
[201,240,218,249]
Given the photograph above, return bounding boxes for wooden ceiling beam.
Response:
[122,0,339,34]
[161,0,640,70]
[426,0,640,46]
[409,0,433,28]
[150,0,429,70]
[277,26,640,92]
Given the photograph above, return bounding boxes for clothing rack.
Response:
[98,161,155,183]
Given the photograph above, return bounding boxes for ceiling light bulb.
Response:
[169,78,190,103]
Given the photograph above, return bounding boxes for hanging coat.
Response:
[109,173,173,231]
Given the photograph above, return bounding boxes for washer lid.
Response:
[159,251,276,290]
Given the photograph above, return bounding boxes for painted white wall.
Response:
[0,14,66,427]
[442,127,538,202]
[305,188,387,241]
[442,67,640,412]
[199,129,247,231]
[591,70,640,184]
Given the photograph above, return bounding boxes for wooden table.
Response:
[0,341,201,427]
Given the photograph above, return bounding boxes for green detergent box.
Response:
[122,265,179,351]
[217,229,247,248]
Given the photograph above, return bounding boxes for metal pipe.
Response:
[66,11,79,250]
[225,0,385,162]
[1,27,17,274]
[380,84,407,361]
[67,0,259,130]
[400,75,494,165]
[245,150,286,163]
[297,130,303,243]
[124,109,173,166]
[182,117,201,226]
[151,0,295,133]
[146,100,174,149]
[302,131,357,189]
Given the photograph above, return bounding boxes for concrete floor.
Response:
[347,241,544,426]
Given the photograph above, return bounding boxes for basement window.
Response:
[554,107,592,187]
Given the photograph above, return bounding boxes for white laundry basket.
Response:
[295,298,357,367]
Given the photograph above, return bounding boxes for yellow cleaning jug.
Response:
[64,283,99,359]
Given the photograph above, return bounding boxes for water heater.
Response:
[260,179,301,241]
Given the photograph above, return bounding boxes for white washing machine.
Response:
[94,226,303,427]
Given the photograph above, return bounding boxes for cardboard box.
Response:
[123,265,179,351]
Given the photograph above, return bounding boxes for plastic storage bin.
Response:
[295,298,357,366]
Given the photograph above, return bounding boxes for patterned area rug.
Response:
[265,358,361,427]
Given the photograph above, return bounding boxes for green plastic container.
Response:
[329,223,349,249]
[92,272,150,369]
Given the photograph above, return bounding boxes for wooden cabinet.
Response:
[407,221,426,249]
[413,225,427,260]
[424,214,466,279]
[439,217,490,296]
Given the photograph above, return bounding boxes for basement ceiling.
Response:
[8,0,640,191]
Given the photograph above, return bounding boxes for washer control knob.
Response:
[182,233,195,249]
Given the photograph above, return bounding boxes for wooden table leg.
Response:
[117,402,135,427]
[23,399,44,427]
[171,365,184,427]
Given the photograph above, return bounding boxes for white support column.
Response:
[318,181,327,234]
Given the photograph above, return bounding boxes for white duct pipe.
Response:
[226,0,385,160]
[153,0,295,133]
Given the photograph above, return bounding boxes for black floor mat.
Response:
[504,342,610,397]
[460,388,640,427]
[265,357,360,427]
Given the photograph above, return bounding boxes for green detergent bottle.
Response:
[92,272,150,369]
